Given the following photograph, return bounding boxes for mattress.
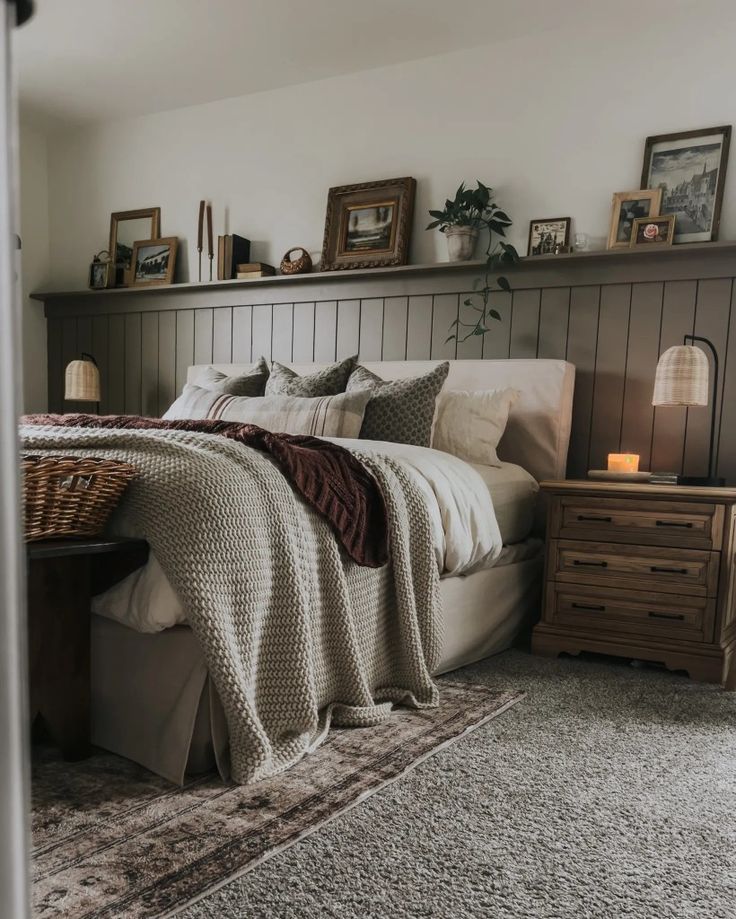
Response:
[92,440,538,633]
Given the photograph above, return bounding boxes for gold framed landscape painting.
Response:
[607,188,662,250]
[320,177,416,270]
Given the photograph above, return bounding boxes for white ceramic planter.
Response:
[445,226,478,261]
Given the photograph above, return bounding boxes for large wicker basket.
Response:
[22,455,137,541]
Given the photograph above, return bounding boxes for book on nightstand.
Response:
[216,234,251,280]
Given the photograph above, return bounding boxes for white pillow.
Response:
[431,388,519,467]
[163,384,371,438]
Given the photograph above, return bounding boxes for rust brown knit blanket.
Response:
[22,414,388,568]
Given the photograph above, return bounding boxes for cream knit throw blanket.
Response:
[21,426,442,784]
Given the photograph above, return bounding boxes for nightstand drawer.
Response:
[547,584,715,642]
[554,497,722,549]
[551,540,719,597]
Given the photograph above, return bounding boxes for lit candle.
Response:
[608,453,639,473]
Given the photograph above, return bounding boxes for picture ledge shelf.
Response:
[31,240,736,301]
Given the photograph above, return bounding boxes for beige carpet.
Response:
[31,680,523,919]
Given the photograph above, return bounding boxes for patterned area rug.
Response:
[31,681,523,919]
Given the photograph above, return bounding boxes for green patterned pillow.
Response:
[197,357,270,396]
[265,355,357,396]
[346,362,450,446]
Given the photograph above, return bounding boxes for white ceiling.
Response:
[14,0,698,128]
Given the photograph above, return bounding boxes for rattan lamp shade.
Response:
[652,345,709,407]
[64,358,100,402]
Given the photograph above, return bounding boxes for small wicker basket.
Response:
[22,455,137,542]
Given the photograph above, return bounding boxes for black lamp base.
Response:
[679,475,726,487]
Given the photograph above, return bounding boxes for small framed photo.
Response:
[630,215,676,248]
[131,237,178,286]
[320,177,415,270]
[641,125,731,243]
[88,258,112,290]
[527,217,571,256]
[607,189,662,250]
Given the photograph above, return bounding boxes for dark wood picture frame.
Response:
[630,215,676,248]
[109,207,161,286]
[641,126,731,244]
[527,217,571,256]
[131,237,178,287]
[320,177,415,271]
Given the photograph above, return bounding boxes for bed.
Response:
[75,358,575,783]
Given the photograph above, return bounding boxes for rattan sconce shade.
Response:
[652,345,709,407]
[65,358,100,402]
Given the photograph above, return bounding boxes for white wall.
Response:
[36,3,736,292]
[19,124,49,411]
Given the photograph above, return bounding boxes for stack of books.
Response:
[217,234,251,280]
[236,262,276,279]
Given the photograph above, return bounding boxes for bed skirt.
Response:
[91,550,543,784]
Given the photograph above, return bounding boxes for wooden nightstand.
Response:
[27,537,149,759]
[532,480,736,688]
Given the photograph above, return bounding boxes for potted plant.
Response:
[428,181,519,343]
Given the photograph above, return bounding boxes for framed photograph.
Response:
[109,207,161,286]
[320,177,415,270]
[527,217,571,256]
[641,126,731,244]
[607,189,662,250]
[630,215,676,248]
[131,237,178,287]
[88,259,111,290]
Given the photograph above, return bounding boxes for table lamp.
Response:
[652,335,724,486]
[64,353,100,412]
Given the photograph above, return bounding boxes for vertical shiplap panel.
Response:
[157,311,176,415]
[271,303,293,361]
[359,298,384,360]
[314,301,338,362]
[481,291,512,359]
[683,278,732,478]
[212,307,233,363]
[175,310,195,396]
[716,281,736,483]
[77,316,93,360]
[588,285,631,470]
[292,302,315,361]
[124,313,142,415]
[60,317,79,410]
[565,286,600,477]
[47,317,63,412]
[406,295,432,360]
[650,280,697,473]
[455,292,483,360]
[336,299,361,358]
[619,282,664,470]
[193,308,214,365]
[232,306,252,363]
[92,316,109,413]
[141,312,159,416]
[509,289,541,359]
[382,297,409,361]
[430,294,458,359]
[108,315,126,414]
[252,304,272,360]
[537,288,570,359]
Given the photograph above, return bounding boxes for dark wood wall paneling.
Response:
[41,252,736,482]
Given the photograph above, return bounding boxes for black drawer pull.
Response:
[648,611,686,621]
[650,566,688,575]
[573,559,608,568]
[571,602,606,612]
[577,515,612,523]
[655,520,693,529]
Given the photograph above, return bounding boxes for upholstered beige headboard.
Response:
[188,359,575,483]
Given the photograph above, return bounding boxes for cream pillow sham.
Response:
[432,388,519,467]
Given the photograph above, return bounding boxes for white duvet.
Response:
[94,439,532,633]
